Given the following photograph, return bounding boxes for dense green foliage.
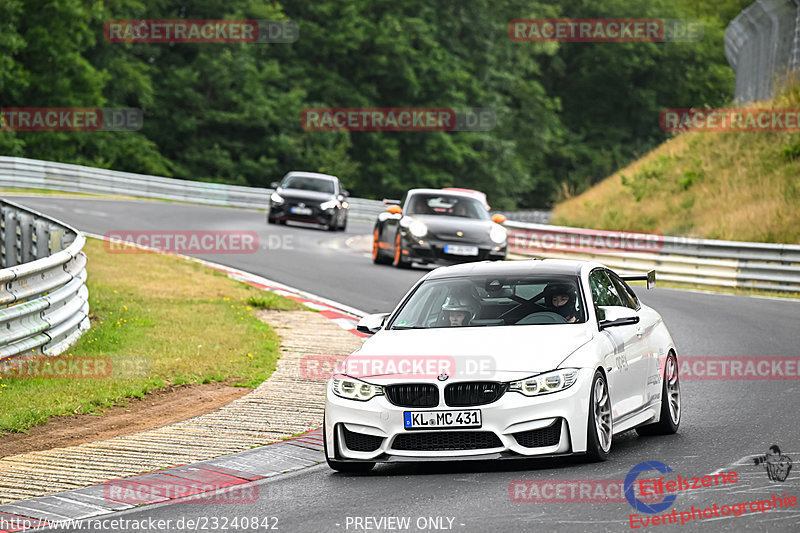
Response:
[0,0,751,208]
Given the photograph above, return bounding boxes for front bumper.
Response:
[269,202,336,226]
[324,369,592,463]
[401,235,507,265]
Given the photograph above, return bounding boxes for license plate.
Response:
[403,410,481,430]
[443,244,479,256]
[290,206,312,215]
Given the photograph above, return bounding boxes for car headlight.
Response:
[331,376,384,401]
[409,220,428,238]
[270,192,284,204]
[508,369,579,396]
[489,223,507,244]
[320,200,338,210]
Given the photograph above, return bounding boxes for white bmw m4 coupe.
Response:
[324,259,681,472]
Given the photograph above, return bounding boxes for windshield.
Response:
[282,176,335,194]
[405,194,489,220]
[389,275,586,329]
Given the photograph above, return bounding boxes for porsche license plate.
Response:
[290,206,313,215]
[443,244,479,256]
[403,410,481,430]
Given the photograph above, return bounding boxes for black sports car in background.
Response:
[372,188,507,268]
[268,171,349,231]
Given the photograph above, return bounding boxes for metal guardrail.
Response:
[0,156,386,221]
[0,198,89,359]
[506,221,800,293]
[1,156,798,293]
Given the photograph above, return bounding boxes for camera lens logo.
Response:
[624,460,677,513]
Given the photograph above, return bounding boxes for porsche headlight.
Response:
[320,200,338,210]
[489,223,507,244]
[409,220,428,238]
[332,376,384,401]
[270,192,284,204]
[508,369,579,396]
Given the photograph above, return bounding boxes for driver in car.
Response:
[442,296,478,327]
[543,283,578,323]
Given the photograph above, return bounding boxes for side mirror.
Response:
[356,313,389,335]
[386,205,402,214]
[271,181,280,189]
[491,214,507,224]
[598,306,639,330]
[342,189,350,196]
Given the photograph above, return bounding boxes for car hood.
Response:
[408,215,493,242]
[278,188,334,202]
[348,325,594,381]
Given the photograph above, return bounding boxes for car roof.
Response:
[424,258,592,280]
[283,171,339,182]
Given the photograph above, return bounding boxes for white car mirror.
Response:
[598,306,639,329]
[356,313,389,334]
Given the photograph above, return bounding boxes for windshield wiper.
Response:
[391,325,427,330]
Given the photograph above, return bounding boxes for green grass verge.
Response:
[0,237,302,433]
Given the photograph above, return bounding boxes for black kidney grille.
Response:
[341,426,384,452]
[512,419,562,448]
[392,431,502,451]
[444,382,507,407]
[385,384,439,408]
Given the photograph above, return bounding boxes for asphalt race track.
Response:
[10,196,800,533]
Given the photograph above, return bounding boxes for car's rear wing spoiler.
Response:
[621,270,656,290]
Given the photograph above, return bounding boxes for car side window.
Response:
[608,272,640,310]
[589,270,624,307]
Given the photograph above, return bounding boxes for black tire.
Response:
[267,215,276,225]
[585,370,612,462]
[339,216,348,232]
[372,228,392,265]
[323,418,376,473]
[278,219,287,225]
[636,352,681,436]
[392,232,411,269]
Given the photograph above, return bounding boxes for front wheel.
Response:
[636,352,680,436]
[392,232,411,269]
[373,229,392,265]
[585,370,612,462]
